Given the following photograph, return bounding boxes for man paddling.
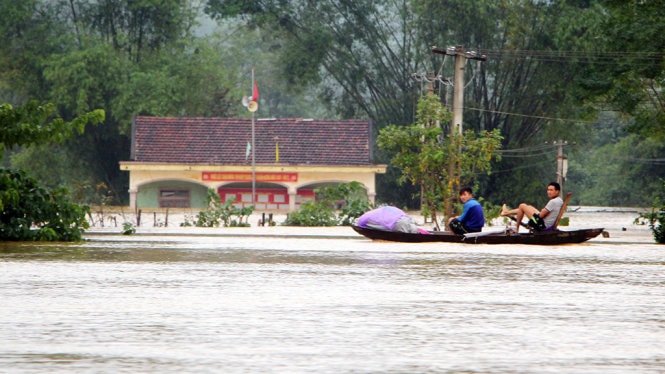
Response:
[500,182,563,233]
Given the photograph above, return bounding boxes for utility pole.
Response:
[432,46,486,134]
[431,46,486,221]
[251,69,256,205]
[555,140,568,193]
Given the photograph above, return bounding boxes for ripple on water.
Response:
[1,236,664,373]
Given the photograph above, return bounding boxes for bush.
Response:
[0,168,89,241]
[284,200,339,226]
[122,222,136,235]
[636,202,665,244]
[283,181,373,226]
[193,189,254,227]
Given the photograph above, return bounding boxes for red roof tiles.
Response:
[131,116,376,166]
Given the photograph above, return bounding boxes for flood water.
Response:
[1,222,664,373]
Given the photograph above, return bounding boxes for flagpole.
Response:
[251,68,256,205]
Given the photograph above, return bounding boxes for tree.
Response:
[636,181,665,244]
[205,0,614,207]
[587,0,665,141]
[2,1,240,204]
[72,0,199,64]
[0,169,91,241]
[377,94,502,229]
[283,182,372,226]
[0,101,104,241]
[415,0,612,204]
[563,1,665,206]
[0,101,104,152]
[205,0,423,128]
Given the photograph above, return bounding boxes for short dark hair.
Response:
[459,186,473,195]
[548,182,561,191]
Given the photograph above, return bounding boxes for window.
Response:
[273,194,286,203]
[159,189,190,208]
[258,194,269,203]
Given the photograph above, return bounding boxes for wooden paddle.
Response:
[507,215,530,229]
[551,192,573,229]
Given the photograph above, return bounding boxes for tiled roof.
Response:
[131,116,376,166]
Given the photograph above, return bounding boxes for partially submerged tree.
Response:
[377,94,502,229]
[0,101,104,241]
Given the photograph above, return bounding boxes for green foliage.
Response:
[569,133,665,206]
[9,145,90,192]
[316,181,373,225]
[74,0,198,64]
[636,203,665,245]
[0,168,90,241]
[122,222,136,235]
[194,189,254,227]
[283,200,339,227]
[633,179,665,244]
[592,0,665,141]
[2,0,663,211]
[2,2,237,204]
[480,199,502,227]
[205,0,421,127]
[283,182,373,226]
[0,99,103,241]
[0,101,104,154]
[1,100,108,203]
[377,94,502,228]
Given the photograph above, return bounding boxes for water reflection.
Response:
[1,235,664,373]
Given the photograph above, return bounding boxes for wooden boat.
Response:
[352,192,605,245]
[351,225,605,245]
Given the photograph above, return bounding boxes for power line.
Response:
[497,143,555,153]
[484,159,553,174]
[499,151,557,158]
[481,49,665,61]
[610,156,665,165]
[465,106,596,124]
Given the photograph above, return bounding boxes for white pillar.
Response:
[128,188,138,208]
[288,187,297,211]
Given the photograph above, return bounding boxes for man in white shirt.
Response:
[500,182,564,233]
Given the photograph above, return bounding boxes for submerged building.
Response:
[119,116,387,211]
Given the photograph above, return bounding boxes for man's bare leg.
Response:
[502,203,539,233]
[516,203,540,232]
[500,204,519,216]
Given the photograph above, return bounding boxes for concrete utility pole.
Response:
[555,140,569,193]
[432,46,486,135]
[431,46,486,221]
[251,69,256,205]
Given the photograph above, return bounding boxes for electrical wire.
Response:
[483,159,553,174]
[497,143,556,153]
[478,49,665,68]
[610,156,665,164]
[465,106,596,124]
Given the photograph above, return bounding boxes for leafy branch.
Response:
[377,94,502,230]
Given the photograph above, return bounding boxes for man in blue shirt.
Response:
[447,187,485,235]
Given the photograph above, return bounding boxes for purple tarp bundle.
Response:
[357,206,428,234]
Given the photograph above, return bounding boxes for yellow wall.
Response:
[120,162,386,211]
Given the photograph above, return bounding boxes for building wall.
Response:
[219,187,315,211]
[137,181,209,208]
[120,163,385,211]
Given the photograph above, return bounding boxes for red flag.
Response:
[252,82,259,102]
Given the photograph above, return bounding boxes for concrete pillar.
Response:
[288,187,298,211]
[128,188,138,208]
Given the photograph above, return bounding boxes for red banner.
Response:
[202,172,298,182]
